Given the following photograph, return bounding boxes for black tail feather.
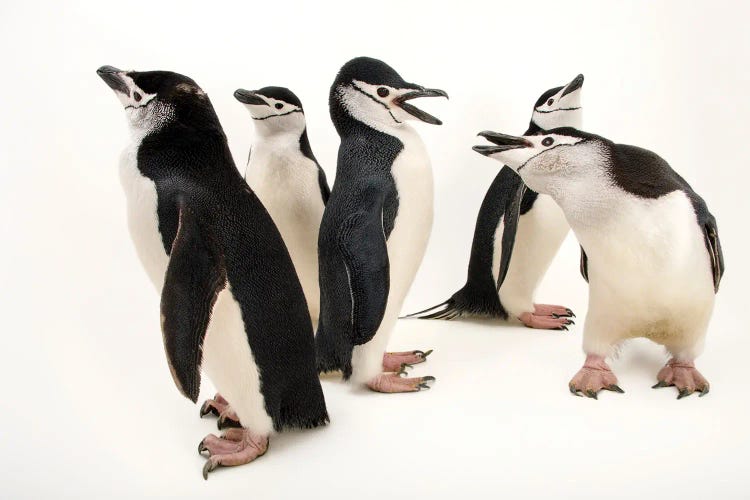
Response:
[403,285,509,321]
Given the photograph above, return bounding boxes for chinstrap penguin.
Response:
[408,75,584,330]
[234,86,330,325]
[96,66,328,478]
[316,57,447,392]
[473,127,724,398]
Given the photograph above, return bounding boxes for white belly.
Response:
[575,191,715,357]
[119,143,169,292]
[201,288,274,435]
[495,193,569,317]
[246,146,324,323]
[351,130,434,382]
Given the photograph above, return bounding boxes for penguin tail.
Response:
[402,286,509,321]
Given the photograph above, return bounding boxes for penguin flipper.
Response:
[337,210,389,345]
[579,246,589,283]
[702,215,724,292]
[495,183,526,290]
[160,202,227,403]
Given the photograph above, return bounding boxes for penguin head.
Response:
[473,127,608,195]
[530,74,584,132]
[329,57,448,135]
[96,66,219,133]
[234,86,306,137]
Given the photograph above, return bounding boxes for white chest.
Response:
[118,142,169,292]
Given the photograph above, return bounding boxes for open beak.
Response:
[234,89,269,106]
[472,131,533,156]
[96,65,130,95]
[560,74,584,98]
[393,87,448,125]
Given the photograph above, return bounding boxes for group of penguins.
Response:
[97,56,725,479]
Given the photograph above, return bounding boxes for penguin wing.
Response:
[337,209,389,345]
[579,246,589,283]
[495,175,526,290]
[317,166,331,204]
[702,214,724,292]
[160,202,227,402]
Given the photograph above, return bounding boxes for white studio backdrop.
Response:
[1,1,748,498]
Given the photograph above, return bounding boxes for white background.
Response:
[2,1,749,498]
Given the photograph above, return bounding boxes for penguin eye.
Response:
[133,91,142,102]
[542,137,554,146]
[275,103,284,110]
[377,87,389,98]
[547,98,554,106]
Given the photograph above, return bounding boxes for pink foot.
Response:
[534,304,575,318]
[382,349,433,372]
[569,355,625,399]
[518,310,575,331]
[367,373,436,393]
[198,428,269,480]
[653,359,709,399]
[199,393,241,429]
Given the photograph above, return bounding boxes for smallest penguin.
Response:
[473,127,724,399]
[234,87,330,325]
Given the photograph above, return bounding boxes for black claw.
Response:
[198,441,207,455]
[552,313,560,319]
[417,383,430,391]
[677,388,692,400]
[652,381,670,389]
[585,390,598,400]
[569,384,580,396]
[203,460,218,480]
[699,386,710,397]
[607,384,625,393]
[566,319,575,325]
[417,349,434,359]
[421,376,436,383]
[200,401,217,418]
[559,325,569,331]
[567,309,575,317]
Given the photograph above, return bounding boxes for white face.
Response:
[532,85,583,131]
[107,72,174,134]
[240,95,305,136]
[338,80,431,132]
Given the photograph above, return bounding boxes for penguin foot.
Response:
[518,311,574,331]
[653,359,709,399]
[199,393,230,418]
[367,373,436,393]
[533,303,575,318]
[569,355,623,399]
[217,409,242,430]
[382,349,433,371]
[198,429,269,480]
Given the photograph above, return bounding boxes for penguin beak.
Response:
[96,65,130,96]
[472,131,533,156]
[560,74,584,98]
[234,89,269,106]
[393,87,449,125]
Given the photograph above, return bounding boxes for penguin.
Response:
[234,86,330,325]
[407,75,584,330]
[315,57,448,392]
[96,66,328,478]
[473,127,724,399]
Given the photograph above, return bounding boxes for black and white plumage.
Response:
[235,86,329,324]
[474,127,724,397]
[408,76,584,328]
[315,57,447,387]
[97,67,328,472]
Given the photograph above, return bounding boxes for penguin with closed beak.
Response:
[473,127,724,399]
[316,57,448,392]
[96,66,328,478]
[407,75,583,329]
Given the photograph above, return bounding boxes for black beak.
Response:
[393,87,449,125]
[560,74,584,98]
[96,65,130,96]
[234,89,269,106]
[472,131,533,156]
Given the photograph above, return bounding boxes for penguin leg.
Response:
[568,354,624,399]
[653,359,709,399]
[199,394,242,429]
[198,429,269,480]
[382,349,433,372]
[518,311,575,331]
[367,373,436,393]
